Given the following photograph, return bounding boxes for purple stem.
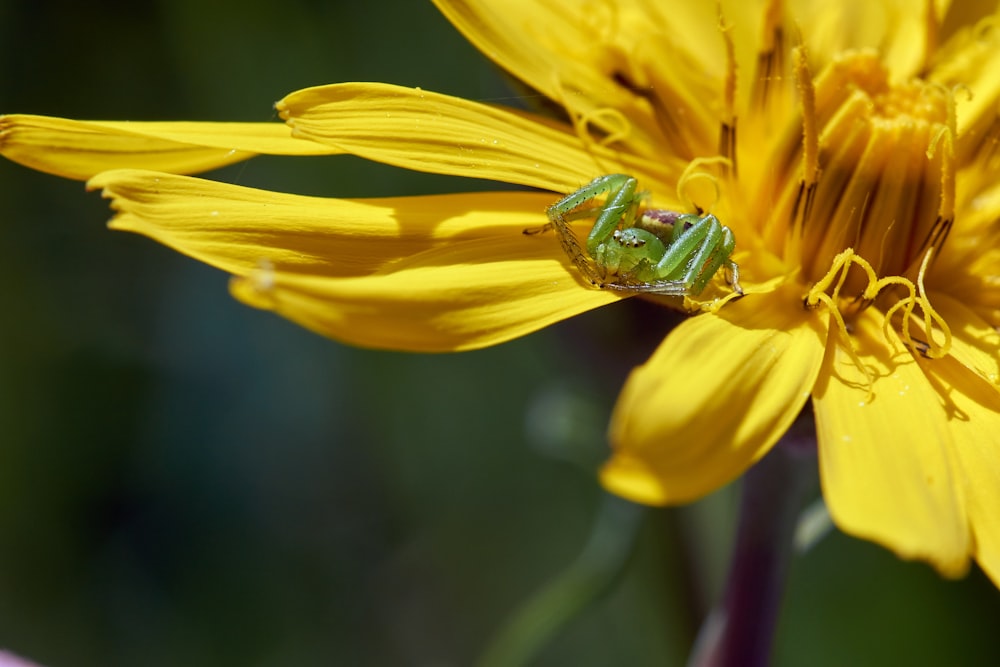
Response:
[688,424,817,667]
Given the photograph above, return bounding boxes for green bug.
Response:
[530,174,743,297]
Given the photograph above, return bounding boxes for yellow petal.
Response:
[813,308,970,576]
[276,82,673,194]
[88,169,619,351]
[601,282,827,505]
[935,182,1000,327]
[905,292,1000,584]
[917,349,1000,587]
[433,0,720,161]
[790,0,941,78]
[927,292,1000,389]
[930,4,1000,149]
[0,114,337,181]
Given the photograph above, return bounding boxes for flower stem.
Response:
[687,420,817,667]
[477,493,644,667]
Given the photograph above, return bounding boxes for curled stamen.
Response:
[882,248,953,359]
[550,74,633,172]
[804,249,881,401]
[700,288,745,314]
[676,157,730,211]
[804,250,938,401]
[814,289,876,403]
[804,248,882,305]
[915,248,952,357]
[578,107,632,147]
[805,247,955,403]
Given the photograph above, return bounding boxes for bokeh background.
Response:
[1,1,998,665]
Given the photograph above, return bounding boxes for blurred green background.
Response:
[1,1,998,665]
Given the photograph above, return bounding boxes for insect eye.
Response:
[614,229,646,248]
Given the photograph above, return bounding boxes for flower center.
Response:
[782,51,956,299]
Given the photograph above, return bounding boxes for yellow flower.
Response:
[2,0,999,586]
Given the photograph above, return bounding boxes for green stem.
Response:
[477,494,644,667]
[687,423,817,667]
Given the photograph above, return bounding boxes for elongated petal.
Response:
[929,6,1000,154]
[276,82,675,196]
[937,190,1000,329]
[926,293,1000,389]
[0,115,337,181]
[789,0,948,78]
[88,169,619,351]
[813,308,970,576]
[903,292,1000,583]
[917,351,1000,587]
[433,0,721,161]
[601,282,826,505]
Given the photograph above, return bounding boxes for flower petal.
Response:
[433,0,721,161]
[88,169,619,351]
[813,308,970,576]
[276,82,674,195]
[601,282,826,505]
[917,351,1000,587]
[930,5,1000,154]
[926,292,1000,390]
[0,114,337,181]
[790,0,939,78]
[906,292,1000,584]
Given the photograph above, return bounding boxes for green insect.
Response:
[530,174,743,297]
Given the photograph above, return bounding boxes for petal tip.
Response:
[599,456,672,506]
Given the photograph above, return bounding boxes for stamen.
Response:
[751,0,786,112]
[790,51,955,289]
[914,248,951,358]
[784,43,820,255]
[718,6,739,177]
[700,288,745,314]
[676,157,730,212]
[549,75,633,169]
[578,107,632,147]
[718,121,738,178]
[881,248,953,359]
[920,0,939,76]
[794,46,819,188]
[805,247,955,402]
[927,88,957,224]
[804,250,894,401]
